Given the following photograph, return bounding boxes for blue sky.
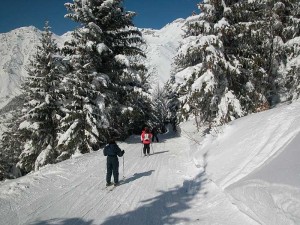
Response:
[0,0,200,35]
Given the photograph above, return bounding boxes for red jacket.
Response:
[141,131,152,144]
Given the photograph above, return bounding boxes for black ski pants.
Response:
[106,156,119,184]
[152,134,159,142]
[143,144,150,155]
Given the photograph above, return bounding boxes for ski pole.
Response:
[151,143,154,154]
[123,154,125,179]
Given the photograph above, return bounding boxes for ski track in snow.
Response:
[0,130,257,225]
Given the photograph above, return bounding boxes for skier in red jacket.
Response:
[141,127,152,156]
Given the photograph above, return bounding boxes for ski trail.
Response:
[0,131,258,225]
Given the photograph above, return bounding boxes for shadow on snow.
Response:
[150,150,169,156]
[102,171,207,225]
[123,170,155,184]
[29,218,94,225]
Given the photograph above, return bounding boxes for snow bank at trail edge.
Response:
[191,100,300,225]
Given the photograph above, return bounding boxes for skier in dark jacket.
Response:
[103,139,125,186]
[151,126,159,142]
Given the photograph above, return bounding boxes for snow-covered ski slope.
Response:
[1,100,300,225]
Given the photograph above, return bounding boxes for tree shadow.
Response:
[157,126,182,143]
[102,171,207,225]
[29,218,94,225]
[126,135,143,144]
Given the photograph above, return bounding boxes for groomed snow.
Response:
[0,130,256,225]
[1,100,300,224]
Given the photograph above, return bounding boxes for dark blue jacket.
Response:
[103,144,124,157]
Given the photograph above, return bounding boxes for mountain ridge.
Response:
[0,20,185,109]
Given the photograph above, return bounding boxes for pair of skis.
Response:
[103,180,124,192]
[103,175,126,192]
[105,183,118,192]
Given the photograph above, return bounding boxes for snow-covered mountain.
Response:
[0,26,38,109]
[0,26,70,109]
[141,18,185,88]
[0,21,185,110]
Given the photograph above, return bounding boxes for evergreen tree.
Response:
[0,109,23,179]
[165,79,180,131]
[59,0,150,157]
[151,85,169,132]
[18,22,64,172]
[173,0,244,125]
[0,22,64,175]
[223,0,299,108]
[58,28,109,159]
[272,0,300,102]
[221,0,273,113]
[172,0,300,127]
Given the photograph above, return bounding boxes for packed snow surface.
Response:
[1,100,300,225]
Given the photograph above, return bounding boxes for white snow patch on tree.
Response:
[192,70,215,92]
[34,144,52,171]
[216,90,244,122]
[58,120,79,146]
[115,55,130,67]
[97,43,110,55]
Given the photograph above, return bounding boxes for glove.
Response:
[122,150,125,154]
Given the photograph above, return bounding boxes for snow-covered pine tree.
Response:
[0,95,27,180]
[173,0,244,126]
[272,0,300,102]
[150,85,169,132]
[59,0,150,156]
[165,79,180,131]
[0,108,23,180]
[277,0,300,41]
[1,22,64,174]
[97,0,151,137]
[225,0,300,107]
[220,0,275,113]
[172,0,300,127]
[58,32,109,159]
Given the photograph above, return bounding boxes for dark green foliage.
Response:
[172,0,300,126]
[0,22,64,177]
[17,22,64,173]
[150,86,170,133]
[59,0,150,156]
[0,111,23,179]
